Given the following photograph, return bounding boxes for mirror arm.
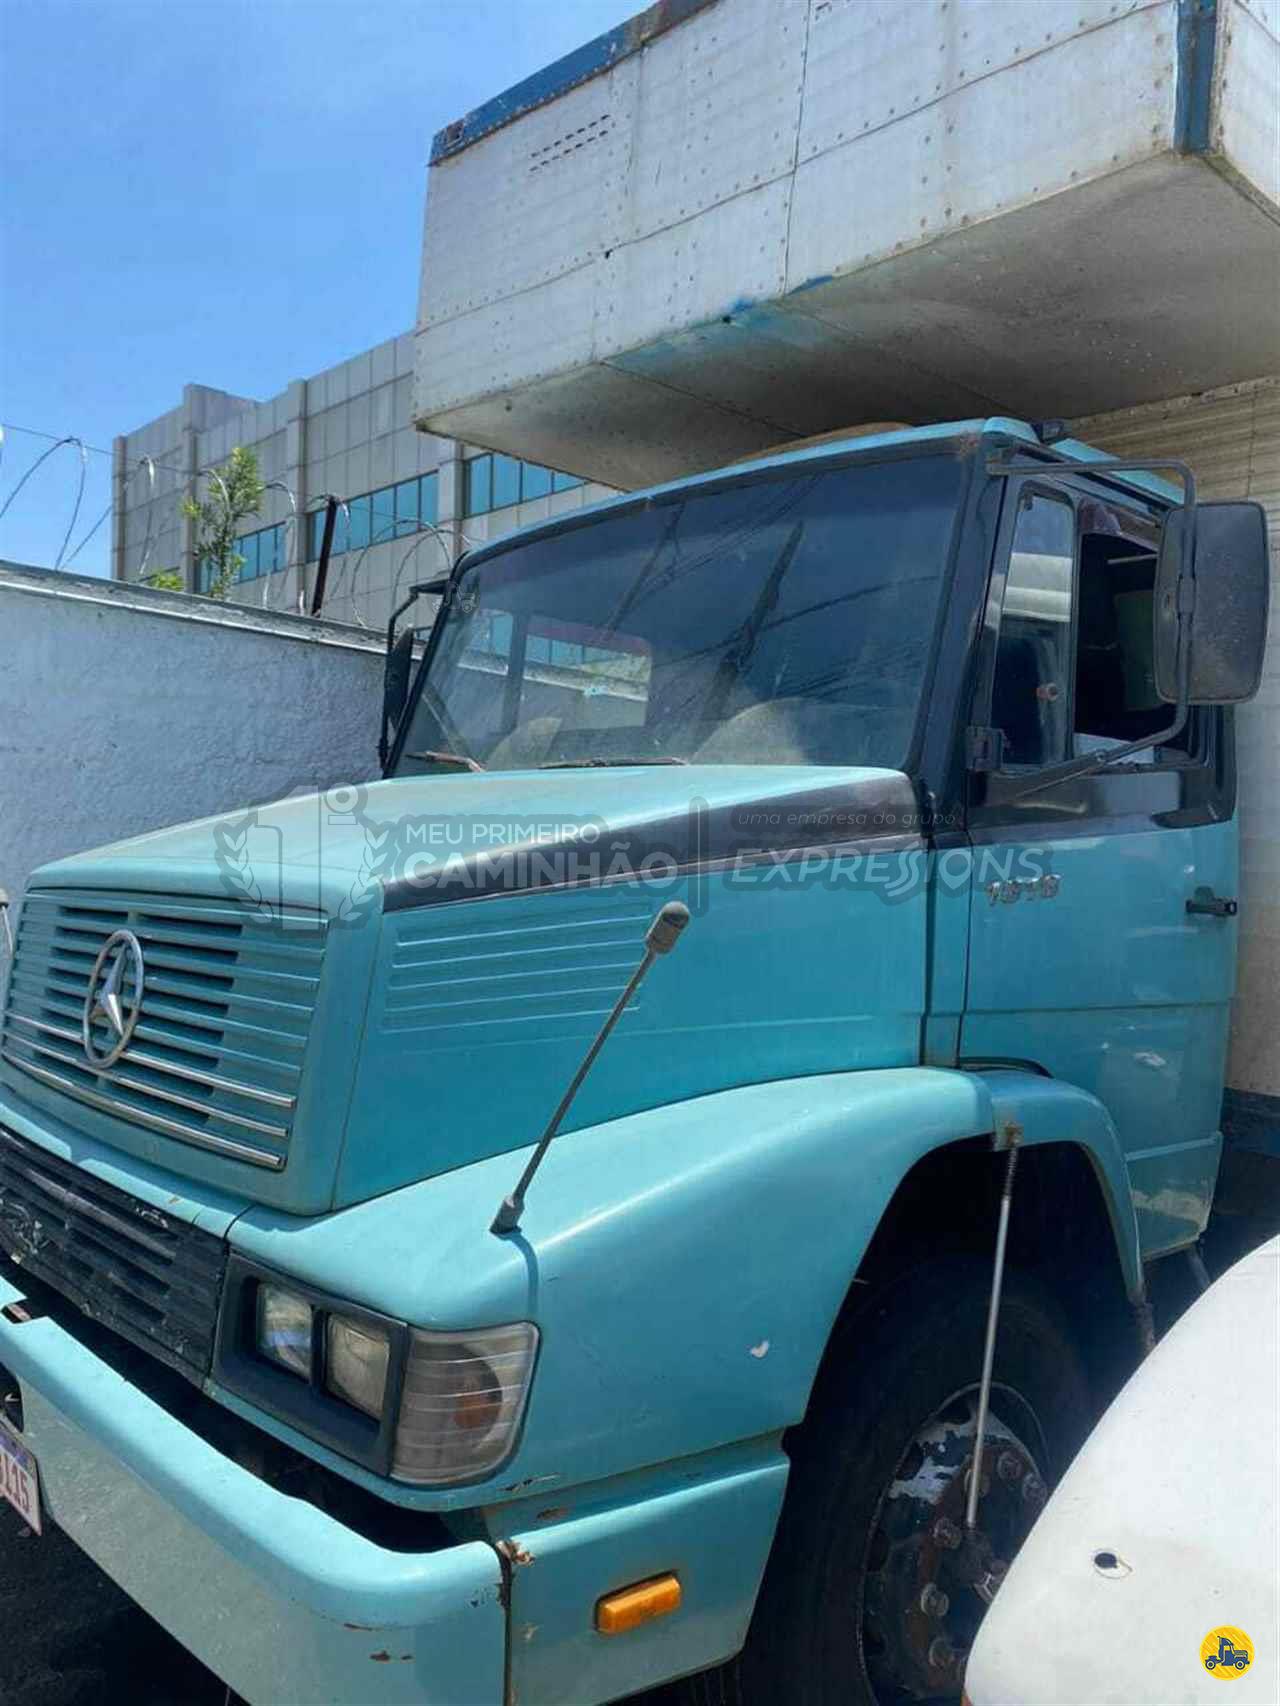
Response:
[997,701,1191,801]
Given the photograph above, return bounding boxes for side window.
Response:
[991,490,1075,768]
[1074,502,1173,756]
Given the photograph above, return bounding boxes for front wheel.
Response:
[690,1258,1092,1706]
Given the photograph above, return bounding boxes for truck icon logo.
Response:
[81,930,146,1068]
[1201,1627,1254,1678]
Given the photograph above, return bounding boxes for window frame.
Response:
[420,471,439,528]
[968,468,1223,828]
[463,454,579,517]
[239,530,261,580]
[390,441,974,781]
[984,480,1080,772]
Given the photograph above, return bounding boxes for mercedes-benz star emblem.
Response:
[82,930,146,1068]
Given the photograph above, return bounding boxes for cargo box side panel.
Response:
[416,0,1277,488]
[1214,0,1280,208]
[416,57,641,417]
[417,1,1177,441]
[618,0,806,254]
[785,1,1175,292]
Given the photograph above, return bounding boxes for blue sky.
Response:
[0,0,634,575]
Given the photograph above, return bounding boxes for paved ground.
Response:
[0,1501,225,1706]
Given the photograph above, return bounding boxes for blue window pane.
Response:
[491,454,520,510]
[239,533,259,579]
[278,522,290,568]
[372,486,395,546]
[307,510,325,561]
[420,471,439,528]
[395,478,419,532]
[347,495,371,553]
[552,469,582,493]
[261,529,278,577]
[521,463,551,500]
[465,456,491,516]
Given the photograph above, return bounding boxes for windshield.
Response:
[393,454,964,774]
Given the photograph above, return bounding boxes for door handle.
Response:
[1186,890,1238,918]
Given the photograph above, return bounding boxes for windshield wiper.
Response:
[403,749,486,773]
[538,756,690,768]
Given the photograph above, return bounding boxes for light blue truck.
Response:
[0,418,1271,1704]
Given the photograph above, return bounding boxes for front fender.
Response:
[232,1065,1143,1509]
[235,1066,1001,1504]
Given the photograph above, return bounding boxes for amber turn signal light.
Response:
[595,1573,682,1635]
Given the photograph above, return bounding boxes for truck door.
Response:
[961,475,1239,1257]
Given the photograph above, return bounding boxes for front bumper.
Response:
[0,1267,506,1706]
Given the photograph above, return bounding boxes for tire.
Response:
[682,1257,1093,1706]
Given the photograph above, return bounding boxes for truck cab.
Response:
[0,417,1270,1706]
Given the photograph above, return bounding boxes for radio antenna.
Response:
[490,901,691,1236]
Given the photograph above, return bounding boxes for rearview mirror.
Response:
[1155,501,1270,704]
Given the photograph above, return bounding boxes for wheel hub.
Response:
[861,1392,1047,1701]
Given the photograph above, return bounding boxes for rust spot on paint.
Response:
[535,1506,570,1523]
[370,1650,392,1663]
[497,1539,535,1567]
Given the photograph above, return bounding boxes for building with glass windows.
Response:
[111,331,613,630]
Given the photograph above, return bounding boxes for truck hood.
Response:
[13,765,927,1215]
[33,764,918,914]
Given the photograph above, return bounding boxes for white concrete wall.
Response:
[0,563,385,989]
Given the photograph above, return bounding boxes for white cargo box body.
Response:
[415,0,1279,489]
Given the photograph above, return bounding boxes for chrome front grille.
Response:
[0,1122,226,1380]
[1,889,326,1171]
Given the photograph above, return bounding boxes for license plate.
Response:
[0,1419,41,1534]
